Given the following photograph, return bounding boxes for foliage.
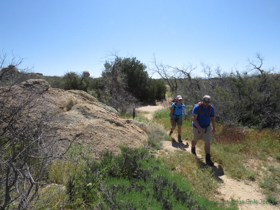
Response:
[66,98,77,111]
[155,54,280,129]
[103,56,166,104]
[152,108,280,182]
[258,164,280,205]
[227,71,280,128]
[99,57,137,114]
[66,146,226,209]
[159,150,221,200]
[58,72,89,91]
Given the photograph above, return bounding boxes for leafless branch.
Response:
[0,80,74,209]
[150,54,180,97]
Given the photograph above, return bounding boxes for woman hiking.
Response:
[169,95,186,143]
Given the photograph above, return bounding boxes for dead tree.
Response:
[150,55,180,98]
[0,52,31,86]
[0,80,74,209]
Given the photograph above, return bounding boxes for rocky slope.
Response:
[0,79,148,158]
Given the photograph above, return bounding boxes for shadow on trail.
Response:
[171,138,225,182]
[196,158,225,182]
[171,138,189,151]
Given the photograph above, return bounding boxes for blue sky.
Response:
[1,0,279,78]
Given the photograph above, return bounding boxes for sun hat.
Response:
[203,95,211,104]
[176,95,183,100]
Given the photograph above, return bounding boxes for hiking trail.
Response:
[136,104,278,210]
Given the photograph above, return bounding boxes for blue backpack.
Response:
[172,102,185,118]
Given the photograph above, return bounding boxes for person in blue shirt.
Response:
[169,95,186,143]
[191,95,216,166]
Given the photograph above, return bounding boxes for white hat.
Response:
[203,95,211,103]
[176,95,183,100]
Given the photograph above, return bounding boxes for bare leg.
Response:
[177,125,181,135]
[191,140,197,148]
[204,140,211,154]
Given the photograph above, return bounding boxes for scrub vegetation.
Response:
[153,108,280,205]
[1,53,279,209]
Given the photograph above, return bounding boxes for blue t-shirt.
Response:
[171,102,186,118]
[192,104,215,128]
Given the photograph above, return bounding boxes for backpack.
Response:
[198,102,211,115]
[172,102,185,118]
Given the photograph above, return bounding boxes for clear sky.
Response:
[1,0,279,78]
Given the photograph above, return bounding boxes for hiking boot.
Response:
[206,154,214,166]
[169,130,173,136]
[178,135,182,143]
[191,147,196,156]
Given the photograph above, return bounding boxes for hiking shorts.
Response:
[171,117,182,126]
[192,126,212,141]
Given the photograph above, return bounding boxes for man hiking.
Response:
[169,95,186,143]
[191,95,215,166]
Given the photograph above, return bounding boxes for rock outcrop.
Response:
[0,79,148,158]
[0,65,19,81]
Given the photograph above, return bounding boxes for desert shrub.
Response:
[59,72,90,91]
[66,98,77,111]
[214,125,246,144]
[65,146,220,209]
[258,164,280,205]
[146,124,169,150]
[66,146,150,207]
[165,55,280,129]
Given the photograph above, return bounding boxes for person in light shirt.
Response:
[169,95,186,143]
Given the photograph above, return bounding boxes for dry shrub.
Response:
[245,128,280,144]
[214,125,246,144]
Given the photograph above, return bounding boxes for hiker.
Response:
[191,95,215,166]
[169,95,186,143]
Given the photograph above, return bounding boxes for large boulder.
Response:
[0,79,148,158]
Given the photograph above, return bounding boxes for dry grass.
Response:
[158,150,221,200]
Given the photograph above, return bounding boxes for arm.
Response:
[182,106,187,121]
[210,106,215,133]
[211,117,216,133]
[192,113,204,133]
[170,107,174,119]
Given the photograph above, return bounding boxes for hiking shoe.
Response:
[178,135,182,143]
[191,147,196,156]
[206,154,214,166]
[169,130,173,136]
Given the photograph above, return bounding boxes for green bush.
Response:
[65,146,226,209]
[59,72,89,91]
[103,56,166,104]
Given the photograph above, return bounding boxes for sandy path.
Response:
[138,104,279,210]
[162,139,278,210]
[136,105,165,120]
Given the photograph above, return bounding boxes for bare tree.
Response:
[0,52,32,87]
[0,56,74,209]
[150,55,181,98]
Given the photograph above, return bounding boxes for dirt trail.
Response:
[136,105,165,120]
[137,104,278,210]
